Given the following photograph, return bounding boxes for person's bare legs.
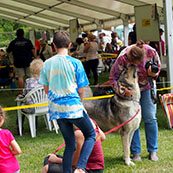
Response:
[18,77,24,89]
[18,77,24,94]
[42,165,48,173]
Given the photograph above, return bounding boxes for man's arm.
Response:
[72,130,85,167]
[98,128,106,141]
[32,48,37,58]
[48,154,63,163]
[6,41,13,53]
[43,85,49,94]
[78,87,84,103]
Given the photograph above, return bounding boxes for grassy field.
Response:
[0,72,173,173]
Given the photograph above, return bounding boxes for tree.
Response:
[0,19,31,47]
[0,19,25,33]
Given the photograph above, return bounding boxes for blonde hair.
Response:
[30,59,44,78]
[0,106,5,121]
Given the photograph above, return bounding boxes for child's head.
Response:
[0,106,5,127]
[30,59,44,78]
[53,30,71,49]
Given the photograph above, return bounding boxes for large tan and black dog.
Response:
[83,65,141,166]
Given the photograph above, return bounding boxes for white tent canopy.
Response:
[0,0,173,90]
[0,0,168,31]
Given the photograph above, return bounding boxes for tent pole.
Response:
[163,0,173,92]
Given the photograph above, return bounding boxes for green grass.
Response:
[0,72,173,173]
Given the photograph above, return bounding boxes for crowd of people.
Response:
[0,24,163,172]
[0,29,124,89]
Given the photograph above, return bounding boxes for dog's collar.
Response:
[113,92,140,104]
[114,92,133,101]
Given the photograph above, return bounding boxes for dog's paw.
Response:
[125,160,135,166]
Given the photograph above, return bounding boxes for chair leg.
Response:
[52,119,59,134]
[17,110,23,136]
[28,115,36,138]
[45,114,52,131]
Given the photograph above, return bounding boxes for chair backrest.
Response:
[159,93,173,129]
[25,85,48,114]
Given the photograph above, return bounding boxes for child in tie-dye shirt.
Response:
[39,30,96,173]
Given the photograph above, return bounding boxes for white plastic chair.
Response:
[52,119,59,134]
[97,58,105,75]
[16,86,58,138]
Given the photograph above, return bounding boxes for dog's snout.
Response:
[133,69,137,78]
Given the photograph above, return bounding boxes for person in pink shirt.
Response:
[0,106,22,173]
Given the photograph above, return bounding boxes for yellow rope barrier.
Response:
[3,94,114,111]
[157,87,173,91]
[2,85,173,111]
[0,65,14,68]
[0,53,117,68]
[83,94,114,100]
[3,103,48,111]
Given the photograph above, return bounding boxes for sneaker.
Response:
[149,152,159,161]
[132,153,142,161]
[74,168,85,173]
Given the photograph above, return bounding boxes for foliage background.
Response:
[0,19,42,48]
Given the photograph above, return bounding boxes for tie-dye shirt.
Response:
[39,54,89,120]
[109,44,161,96]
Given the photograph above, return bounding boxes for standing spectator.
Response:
[7,29,36,90]
[0,50,14,88]
[104,43,114,72]
[72,38,86,59]
[35,39,40,56]
[111,32,123,51]
[159,28,165,55]
[51,42,56,55]
[75,38,86,59]
[0,106,22,173]
[154,28,165,56]
[111,32,118,51]
[99,33,111,52]
[105,43,114,53]
[84,34,99,85]
[82,33,88,44]
[39,30,96,173]
[109,40,161,162]
[39,39,53,61]
[128,24,137,45]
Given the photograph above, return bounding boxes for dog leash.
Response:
[53,108,140,154]
[53,143,66,154]
[104,108,140,135]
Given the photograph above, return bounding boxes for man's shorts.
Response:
[15,67,30,78]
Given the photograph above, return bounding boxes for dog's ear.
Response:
[130,64,137,78]
[123,65,128,70]
[134,67,138,78]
